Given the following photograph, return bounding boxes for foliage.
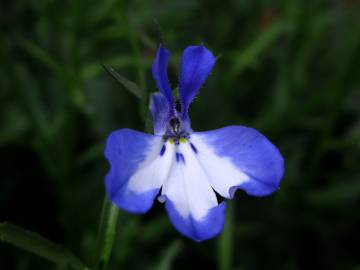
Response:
[0,0,359,269]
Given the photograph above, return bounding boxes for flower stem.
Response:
[218,201,234,270]
[95,198,119,270]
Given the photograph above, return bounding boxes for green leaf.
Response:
[230,22,288,75]
[15,36,59,72]
[305,180,360,209]
[102,64,146,102]
[14,67,49,140]
[0,105,29,145]
[85,0,118,26]
[0,222,88,270]
[95,198,119,270]
[153,240,182,270]
[81,56,151,81]
[77,142,105,166]
[138,217,171,243]
[292,12,332,87]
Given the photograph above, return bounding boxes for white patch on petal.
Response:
[190,134,250,198]
[161,142,218,220]
[128,138,175,193]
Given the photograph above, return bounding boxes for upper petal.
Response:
[152,44,174,110]
[192,126,284,198]
[179,45,216,119]
[149,92,171,135]
[105,128,174,213]
[160,141,225,241]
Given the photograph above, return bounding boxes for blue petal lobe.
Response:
[165,199,226,242]
[150,92,171,135]
[179,45,216,121]
[195,126,285,197]
[104,128,161,213]
[152,44,174,110]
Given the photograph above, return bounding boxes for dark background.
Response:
[1,0,359,269]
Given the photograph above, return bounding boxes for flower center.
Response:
[159,117,198,160]
[163,117,189,145]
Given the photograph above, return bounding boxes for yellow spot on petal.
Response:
[179,137,187,143]
[169,138,174,144]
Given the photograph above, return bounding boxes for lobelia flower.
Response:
[104,44,285,242]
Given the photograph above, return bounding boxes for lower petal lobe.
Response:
[194,126,284,197]
[165,199,226,242]
[104,129,165,213]
[161,141,225,241]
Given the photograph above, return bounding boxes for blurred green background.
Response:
[1,0,359,269]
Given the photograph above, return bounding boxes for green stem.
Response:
[0,222,88,270]
[94,16,148,270]
[94,198,119,270]
[218,201,234,270]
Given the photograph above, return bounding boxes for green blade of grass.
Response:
[230,21,288,75]
[0,222,88,270]
[102,64,146,102]
[153,240,182,270]
[15,36,59,72]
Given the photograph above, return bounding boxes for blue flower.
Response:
[104,44,285,242]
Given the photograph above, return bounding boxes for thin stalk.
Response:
[94,198,119,270]
[218,201,234,270]
[94,16,149,270]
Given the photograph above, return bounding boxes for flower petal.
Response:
[149,92,171,135]
[152,44,174,110]
[105,129,174,213]
[179,45,216,121]
[191,126,284,198]
[160,141,225,241]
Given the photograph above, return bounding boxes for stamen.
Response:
[169,117,180,134]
